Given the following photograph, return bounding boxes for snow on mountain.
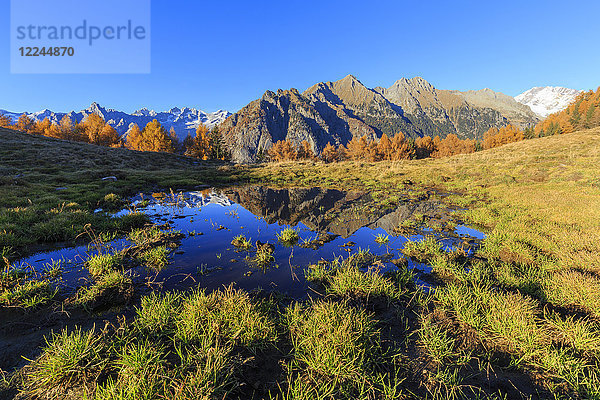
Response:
[515,87,583,119]
[0,103,231,140]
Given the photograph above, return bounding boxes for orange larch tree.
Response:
[297,140,315,160]
[16,114,34,133]
[320,142,339,163]
[415,135,435,159]
[268,140,297,161]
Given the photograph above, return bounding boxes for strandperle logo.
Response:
[15,20,148,46]
[10,0,151,74]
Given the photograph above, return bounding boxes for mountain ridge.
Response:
[0,103,231,140]
[220,75,541,163]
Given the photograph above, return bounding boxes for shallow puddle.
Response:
[15,186,486,298]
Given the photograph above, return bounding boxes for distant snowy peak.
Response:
[0,103,232,140]
[515,86,583,118]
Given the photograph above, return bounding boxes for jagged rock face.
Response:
[220,75,540,163]
[220,84,380,163]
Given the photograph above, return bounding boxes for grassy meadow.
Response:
[1,126,599,399]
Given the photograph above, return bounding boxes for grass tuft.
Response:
[73,270,133,311]
[86,252,124,277]
[138,245,170,272]
[25,327,106,399]
[231,234,252,250]
[277,228,300,246]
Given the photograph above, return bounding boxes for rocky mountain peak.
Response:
[337,74,362,87]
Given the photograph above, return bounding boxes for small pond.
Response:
[15,186,485,298]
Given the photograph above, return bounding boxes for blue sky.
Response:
[2,0,599,114]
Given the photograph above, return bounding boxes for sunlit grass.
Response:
[0,279,55,308]
[73,270,133,311]
[176,285,277,348]
[86,252,124,277]
[138,245,170,272]
[277,227,300,246]
[231,234,252,250]
[25,327,106,399]
[374,233,389,245]
[248,242,275,268]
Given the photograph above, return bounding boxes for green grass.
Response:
[73,270,133,311]
[4,126,600,398]
[284,300,402,399]
[402,237,445,263]
[374,233,389,245]
[22,285,279,400]
[134,291,182,336]
[86,252,124,277]
[276,227,300,246]
[175,285,277,348]
[286,301,376,385]
[0,127,241,260]
[128,226,163,245]
[95,340,166,400]
[0,279,55,308]
[100,193,125,212]
[138,245,170,272]
[24,327,106,399]
[249,242,275,268]
[231,234,252,250]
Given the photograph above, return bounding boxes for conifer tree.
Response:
[321,142,339,163]
[0,113,11,128]
[83,114,106,144]
[376,133,393,161]
[125,124,144,150]
[182,133,194,155]
[268,140,297,161]
[297,140,315,160]
[99,124,121,147]
[16,114,34,132]
[186,124,210,159]
[415,135,435,159]
[33,118,52,135]
[344,136,369,161]
[208,127,228,160]
[169,127,181,153]
[390,132,414,160]
[59,115,78,140]
[125,119,175,153]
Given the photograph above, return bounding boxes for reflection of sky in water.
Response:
[15,191,486,298]
[455,224,487,240]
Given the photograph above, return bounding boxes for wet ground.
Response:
[15,185,486,298]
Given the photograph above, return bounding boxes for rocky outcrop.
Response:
[220,75,540,163]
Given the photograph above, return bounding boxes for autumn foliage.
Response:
[268,140,315,162]
[3,112,123,147]
[321,142,340,163]
[184,124,228,160]
[535,87,600,136]
[0,111,235,159]
[482,124,524,150]
[265,131,483,163]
